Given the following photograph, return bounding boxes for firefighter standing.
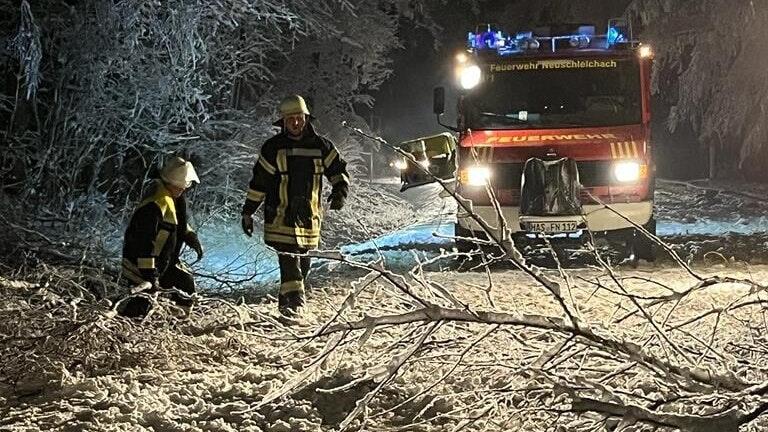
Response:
[241,95,349,317]
[120,156,204,317]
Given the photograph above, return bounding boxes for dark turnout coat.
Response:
[122,180,193,284]
[242,123,349,249]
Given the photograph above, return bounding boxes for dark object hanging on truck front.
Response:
[520,158,582,216]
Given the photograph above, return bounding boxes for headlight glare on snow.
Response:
[460,166,491,186]
[613,161,643,183]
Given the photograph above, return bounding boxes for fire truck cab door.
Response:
[398,133,457,192]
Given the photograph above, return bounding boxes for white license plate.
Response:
[526,221,579,233]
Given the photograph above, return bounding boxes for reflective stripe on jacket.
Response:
[243,123,349,249]
[122,180,191,281]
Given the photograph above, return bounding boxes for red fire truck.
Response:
[400,20,656,260]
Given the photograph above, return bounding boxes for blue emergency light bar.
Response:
[467,20,632,55]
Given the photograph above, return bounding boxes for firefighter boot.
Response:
[278,291,305,318]
[118,295,153,318]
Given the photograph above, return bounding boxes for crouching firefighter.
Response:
[241,95,350,318]
[120,156,204,317]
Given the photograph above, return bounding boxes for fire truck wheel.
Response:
[454,223,485,254]
[631,218,657,262]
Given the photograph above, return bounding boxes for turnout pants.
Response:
[160,263,196,306]
[119,262,196,317]
[274,245,311,314]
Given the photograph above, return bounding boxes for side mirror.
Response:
[398,133,458,191]
[433,87,445,115]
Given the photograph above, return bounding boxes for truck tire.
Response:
[455,223,481,253]
[631,217,657,262]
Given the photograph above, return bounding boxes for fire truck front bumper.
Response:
[457,201,654,234]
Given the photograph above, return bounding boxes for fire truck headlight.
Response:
[459,65,482,90]
[639,45,653,58]
[460,166,491,186]
[613,161,642,183]
[393,159,407,170]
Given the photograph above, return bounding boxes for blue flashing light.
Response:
[607,26,626,45]
[468,22,629,55]
[577,25,596,36]
[468,27,508,50]
[467,29,541,55]
[515,31,533,40]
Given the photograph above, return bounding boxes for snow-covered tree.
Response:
[0,0,434,218]
[629,0,768,180]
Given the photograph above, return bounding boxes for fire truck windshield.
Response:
[463,57,641,130]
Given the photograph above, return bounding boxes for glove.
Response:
[241,214,254,237]
[184,231,204,260]
[328,193,345,211]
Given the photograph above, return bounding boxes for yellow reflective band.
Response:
[137,257,156,269]
[140,187,177,225]
[265,232,320,248]
[276,149,288,172]
[279,280,305,295]
[265,223,320,237]
[152,229,170,256]
[288,148,322,157]
[162,199,177,224]
[258,156,277,175]
[297,236,319,248]
[154,183,178,224]
[275,149,289,227]
[314,158,324,175]
[324,148,338,168]
[311,160,322,220]
[329,173,350,186]
[246,188,265,202]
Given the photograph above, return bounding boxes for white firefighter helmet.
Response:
[279,95,310,117]
[160,156,199,189]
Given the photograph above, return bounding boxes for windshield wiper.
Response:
[479,112,529,124]
[543,122,585,128]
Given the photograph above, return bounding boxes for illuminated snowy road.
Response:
[193,179,768,291]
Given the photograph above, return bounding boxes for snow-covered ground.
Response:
[655,179,768,236]
[3,263,768,431]
[3,178,768,431]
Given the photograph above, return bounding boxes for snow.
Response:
[4,262,768,431]
[192,223,279,293]
[655,180,768,236]
[656,216,768,236]
[191,179,768,291]
[6,178,766,430]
